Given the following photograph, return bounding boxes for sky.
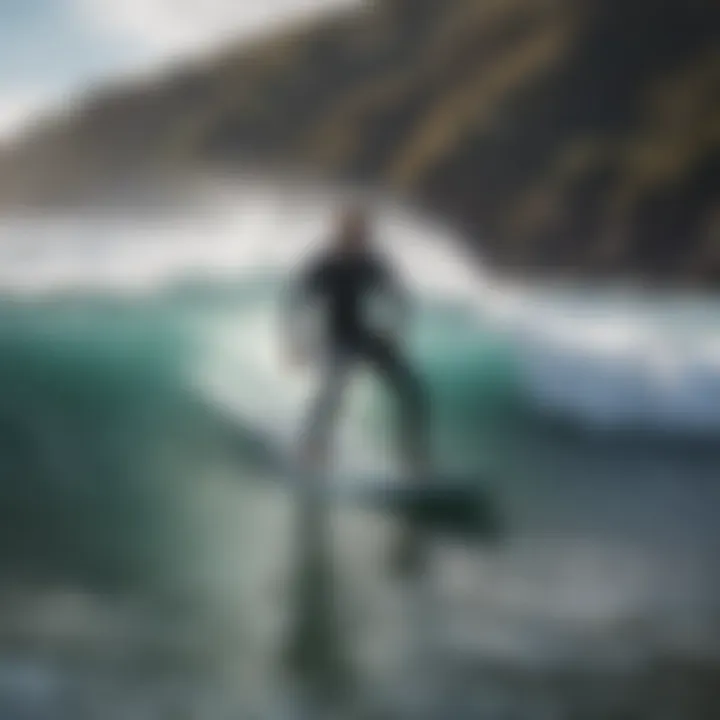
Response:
[0,0,359,139]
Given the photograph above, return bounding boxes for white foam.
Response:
[487,288,720,433]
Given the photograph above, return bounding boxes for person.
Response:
[284,206,430,477]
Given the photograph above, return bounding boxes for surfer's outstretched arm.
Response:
[376,261,414,344]
[281,258,325,366]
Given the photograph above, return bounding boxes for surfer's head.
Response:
[335,206,370,254]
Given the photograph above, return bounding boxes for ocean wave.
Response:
[0,295,277,593]
[475,287,720,434]
[2,193,720,447]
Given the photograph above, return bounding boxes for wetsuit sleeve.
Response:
[374,259,412,340]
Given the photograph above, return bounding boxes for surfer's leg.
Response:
[364,335,430,473]
[298,350,351,471]
[364,335,431,576]
[287,348,355,704]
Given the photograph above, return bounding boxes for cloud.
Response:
[76,0,360,60]
[0,91,48,139]
[0,0,360,139]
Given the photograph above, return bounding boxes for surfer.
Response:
[284,206,430,574]
[286,205,429,474]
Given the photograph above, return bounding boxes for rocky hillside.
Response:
[0,0,718,282]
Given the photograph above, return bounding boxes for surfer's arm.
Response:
[377,262,413,342]
[281,260,324,364]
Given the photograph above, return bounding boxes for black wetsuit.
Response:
[299,251,398,349]
[291,250,429,469]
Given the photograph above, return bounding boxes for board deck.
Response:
[225,420,504,542]
[277,471,504,542]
